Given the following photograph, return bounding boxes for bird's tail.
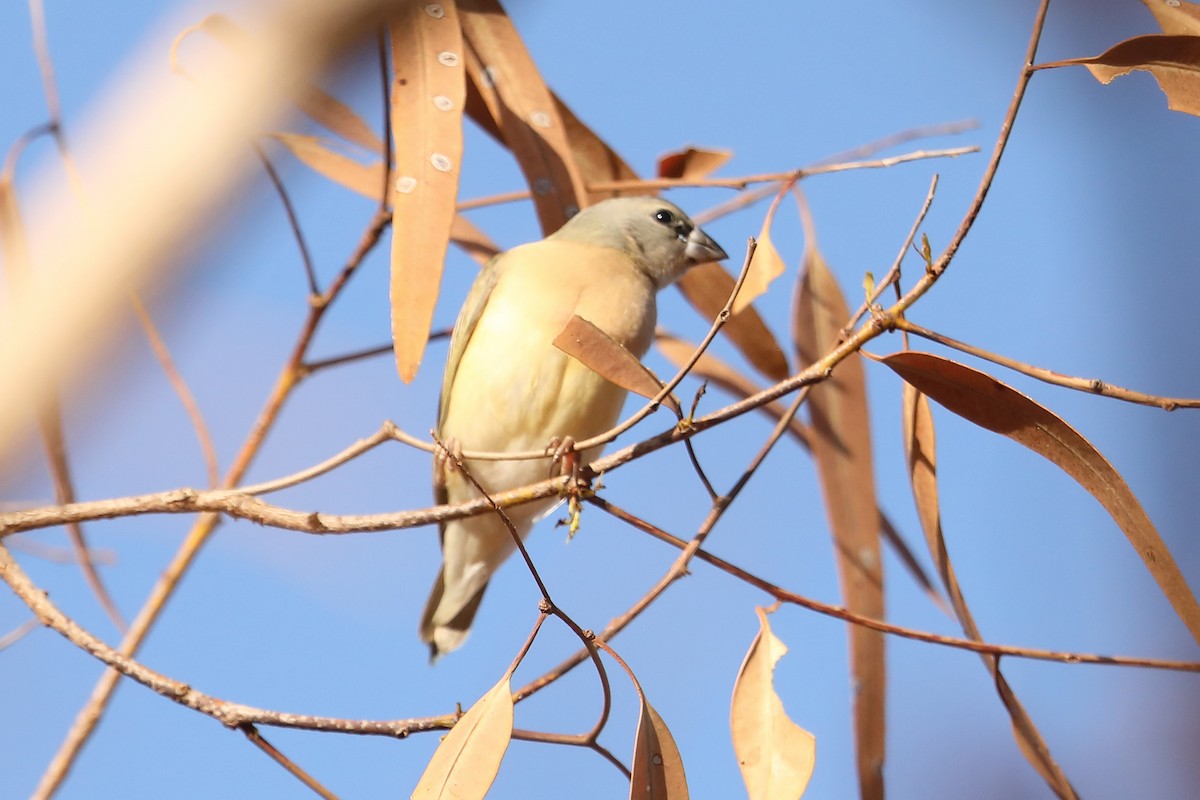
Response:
[419,567,489,662]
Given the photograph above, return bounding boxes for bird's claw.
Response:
[435,436,463,475]
[545,435,578,478]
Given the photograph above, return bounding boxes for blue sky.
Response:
[2,1,1199,798]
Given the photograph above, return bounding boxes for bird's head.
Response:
[551,196,728,289]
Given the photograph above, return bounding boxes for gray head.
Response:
[550,196,728,289]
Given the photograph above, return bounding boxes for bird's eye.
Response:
[654,209,675,225]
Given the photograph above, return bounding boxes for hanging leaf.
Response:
[1046,35,1200,117]
[554,316,681,415]
[902,384,1077,798]
[411,670,514,799]
[459,0,584,232]
[730,607,816,800]
[630,698,689,799]
[792,220,885,800]
[885,351,1200,645]
[676,262,790,383]
[656,146,733,180]
[388,0,466,383]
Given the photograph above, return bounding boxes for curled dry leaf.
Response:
[733,220,787,317]
[885,351,1200,645]
[902,384,1076,797]
[388,0,466,383]
[730,607,816,800]
[554,315,681,415]
[630,698,689,800]
[793,221,885,800]
[675,262,790,383]
[411,670,514,799]
[656,146,733,180]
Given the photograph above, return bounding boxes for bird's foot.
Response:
[545,435,578,478]
[435,435,463,476]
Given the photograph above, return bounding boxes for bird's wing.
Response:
[437,254,503,430]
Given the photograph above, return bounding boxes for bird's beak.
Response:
[685,226,728,264]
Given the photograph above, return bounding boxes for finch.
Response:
[420,196,727,658]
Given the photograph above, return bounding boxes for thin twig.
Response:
[255,143,318,295]
[515,387,810,704]
[0,617,39,650]
[32,210,394,799]
[130,295,220,489]
[241,725,340,800]
[891,318,1200,411]
[587,147,977,193]
[845,174,939,331]
[588,497,1200,673]
[21,0,127,636]
[435,432,553,603]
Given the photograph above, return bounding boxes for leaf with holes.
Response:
[630,697,688,799]
[388,0,466,383]
[460,0,583,233]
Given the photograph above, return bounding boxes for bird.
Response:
[419,196,728,659]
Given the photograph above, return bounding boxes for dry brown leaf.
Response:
[554,316,680,415]
[734,220,787,317]
[1071,35,1200,116]
[411,670,514,799]
[886,351,1200,645]
[902,384,1076,797]
[793,229,885,800]
[461,59,637,206]
[460,0,584,232]
[656,146,733,180]
[553,93,643,204]
[730,607,816,800]
[1142,0,1200,35]
[630,698,689,799]
[272,132,383,197]
[388,1,466,383]
[676,262,790,383]
[297,85,384,153]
